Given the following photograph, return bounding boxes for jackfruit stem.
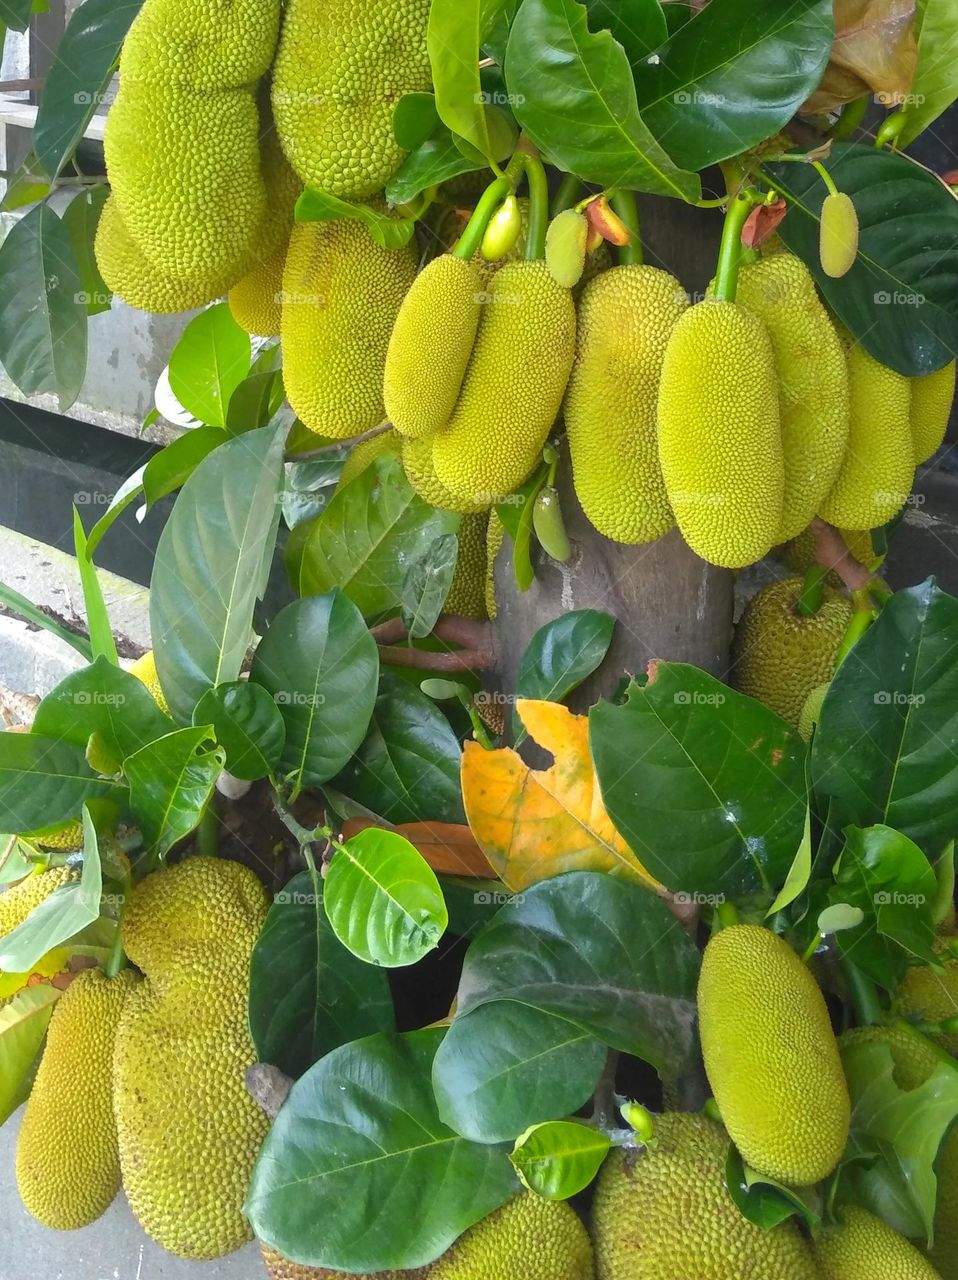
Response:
[831,94,869,141]
[839,953,882,1026]
[520,151,550,260]
[196,797,219,856]
[811,161,840,199]
[796,564,828,617]
[453,176,511,261]
[610,190,642,266]
[711,900,739,932]
[712,192,757,302]
[551,172,583,217]
[835,602,875,667]
[105,921,127,979]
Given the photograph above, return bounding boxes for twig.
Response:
[810,518,874,593]
[246,1063,294,1118]
[286,422,392,462]
[591,1051,620,1129]
[377,645,496,672]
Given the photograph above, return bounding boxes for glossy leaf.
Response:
[402,532,459,640]
[192,682,286,781]
[324,827,448,967]
[32,656,172,762]
[514,609,614,740]
[726,1146,819,1231]
[386,131,485,205]
[0,735,119,833]
[497,467,547,593]
[295,189,417,249]
[511,1120,610,1199]
[393,92,442,149]
[73,509,116,664]
[342,818,493,878]
[428,0,510,161]
[898,0,958,145]
[766,802,813,917]
[246,1029,519,1272]
[62,185,111,315]
[168,304,251,428]
[0,579,92,660]
[583,0,667,69]
[123,728,224,863]
[249,868,395,1079]
[0,0,35,32]
[0,985,61,1125]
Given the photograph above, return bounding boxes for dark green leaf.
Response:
[432,1001,606,1142]
[32,656,172,762]
[514,609,614,740]
[726,1146,819,1230]
[167,304,251,428]
[245,1029,519,1272]
[456,871,701,1076]
[898,0,958,146]
[192,682,285,782]
[0,204,87,411]
[249,867,395,1079]
[0,735,119,832]
[393,92,442,149]
[402,532,459,640]
[226,365,284,434]
[496,467,547,593]
[73,509,116,664]
[386,131,485,206]
[510,1119,610,1199]
[249,591,379,791]
[295,189,416,249]
[123,728,224,863]
[62,185,111,315]
[583,0,667,69]
[0,152,51,212]
[0,0,34,32]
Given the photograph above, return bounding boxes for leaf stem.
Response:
[453,175,511,261]
[836,603,875,667]
[551,171,583,217]
[610,190,642,266]
[105,920,126,978]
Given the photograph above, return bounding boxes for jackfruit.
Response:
[432,261,576,506]
[0,866,74,939]
[113,856,269,1258]
[261,1247,433,1279]
[697,923,850,1186]
[337,430,400,491]
[565,265,686,544]
[730,575,852,726]
[281,219,418,441]
[445,512,489,620]
[402,434,489,516]
[814,1206,942,1279]
[657,301,784,568]
[430,1192,594,1279]
[819,192,859,279]
[486,509,505,620]
[931,1112,958,1279]
[482,196,523,263]
[545,209,590,289]
[798,681,829,741]
[818,342,915,530]
[475,198,612,293]
[911,361,956,465]
[119,0,279,89]
[16,968,139,1229]
[591,1112,819,1278]
[271,0,432,200]
[897,952,958,1055]
[384,255,483,439]
[129,650,170,716]
[735,255,850,541]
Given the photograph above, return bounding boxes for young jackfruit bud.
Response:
[533,486,572,562]
[585,194,631,247]
[819,192,859,278]
[545,209,589,289]
[620,1100,656,1145]
[481,195,522,262]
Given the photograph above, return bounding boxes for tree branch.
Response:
[377,645,496,672]
[286,422,392,462]
[371,617,498,671]
[810,518,874,593]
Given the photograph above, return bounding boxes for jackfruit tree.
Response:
[1,1,958,1277]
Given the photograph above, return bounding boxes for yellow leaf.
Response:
[805,0,918,113]
[461,699,661,893]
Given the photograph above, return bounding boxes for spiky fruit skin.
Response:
[432,262,576,506]
[815,1207,942,1279]
[430,1192,594,1279]
[730,575,852,727]
[698,924,850,1186]
[113,857,269,1259]
[385,255,483,439]
[119,0,279,88]
[261,1246,433,1278]
[931,1116,958,1279]
[566,265,686,544]
[818,343,915,530]
[401,435,488,514]
[446,512,490,620]
[129,650,170,716]
[16,969,139,1229]
[0,866,73,936]
[271,0,431,199]
[545,209,589,289]
[897,954,958,1055]
[798,682,829,741]
[657,301,784,568]
[337,430,400,491]
[282,219,418,441]
[227,242,287,336]
[592,1113,819,1278]
[911,361,956,464]
[474,199,612,294]
[819,192,859,279]
[735,255,850,541]
[486,510,505,620]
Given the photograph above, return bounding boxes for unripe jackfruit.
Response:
[337,430,400,491]
[657,301,784,568]
[730,575,852,727]
[432,261,576,505]
[384,255,483,439]
[120,0,279,89]
[592,1112,819,1278]
[16,968,139,1229]
[815,1206,942,1279]
[445,512,490,620]
[281,219,418,441]
[401,435,488,515]
[0,866,74,938]
[818,342,915,530]
[897,951,958,1055]
[271,0,432,200]
[819,192,859,279]
[735,255,850,541]
[430,1192,593,1279]
[798,681,829,741]
[486,510,505,620]
[261,1246,433,1278]
[113,856,269,1258]
[565,265,686,544]
[129,650,170,716]
[698,924,850,1186]
[911,361,956,465]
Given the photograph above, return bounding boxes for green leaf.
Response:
[62,185,111,315]
[0,204,87,411]
[245,1028,519,1272]
[726,1146,819,1231]
[73,509,116,664]
[249,592,379,792]
[167,304,251,428]
[0,579,92,660]
[496,467,547,593]
[150,423,285,723]
[505,0,701,200]
[393,92,442,149]
[456,871,701,1076]
[0,985,61,1125]
[432,1001,606,1143]
[0,0,35,32]
[32,0,144,178]
[428,0,511,163]
[770,144,958,376]
[295,189,417,249]
[766,802,813,917]
[898,0,958,147]
[632,0,834,171]
[0,735,119,833]
[32,656,172,762]
[402,532,459,640]
[811,580,958,847]
[192,682,285,782]
[333,671,464,824]
[0,152,51,212]
[591,665,807,900]
[225,352,284,435]
[582,0,667,70]
[249,867,395,1079]
[324,827,449,967]
[511,1119,610,1199]
[123,728,225,863]
[298,455,460,621]
[386,131,486,206]
[818,902,865,934]
[514,609,614,741]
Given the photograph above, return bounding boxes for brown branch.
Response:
[370,617,408,645]
[810,518,873,593]
[377,645,496,673]
[0,79,43,92]
[286,422,392,462]
[245,1063,293,1118]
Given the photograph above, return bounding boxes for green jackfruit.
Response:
[432,261,576,506]
[565,264,686,544]
[113,856,269,1258]
[730,575,852,726]
[698,923,850,1186]
[818,342,915,530]
[282,219,418,441]
[911,361,956,465]
[798,682,829,741]
[475,199,612,293]
[815,1206,942,1279]
[545,209,589,289]
[657,300,784,568]
[486,509,505,620]
[337,430,400,491]
[401,435,488,514]
[129,650,170,717]
[735,254,850,541]
[430,1192,593,1279]
[120,0,279,88]
[272,0,431,199]
[592,1112,819,1278]
[819,192,859,280]
[0,866,74,937]
[384,255,483,439]
[261,1246,432,1278]
[16,969,139,1229]
[897,950,958,1055]
[445,512,490,620]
